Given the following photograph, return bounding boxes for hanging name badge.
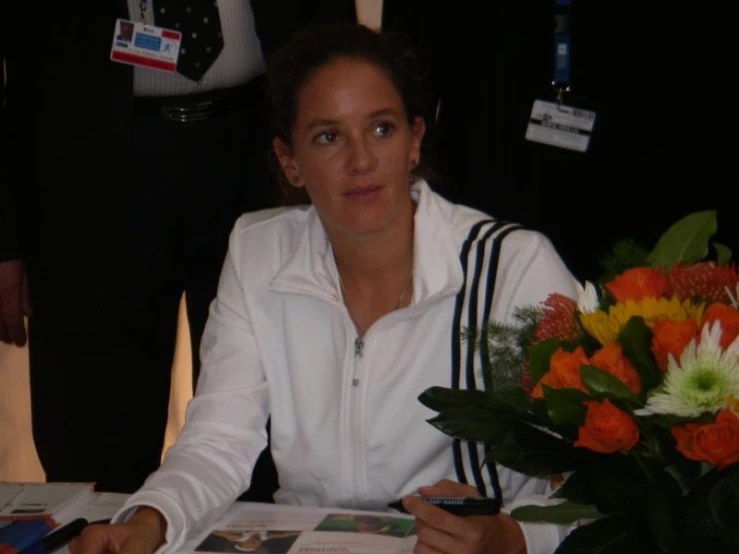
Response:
[525,0,597,153]
[110,2,181,73]
[525,100,596,152]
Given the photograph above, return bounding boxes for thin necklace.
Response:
[338,268,414,337]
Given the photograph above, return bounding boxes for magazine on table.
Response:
[0,482,94,526]
[179,501,417,554]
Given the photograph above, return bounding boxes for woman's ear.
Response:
[409,117,426,166]
[273,137,302,187]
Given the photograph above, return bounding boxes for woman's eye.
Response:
[315,131,338,144]
[374,122,394,136]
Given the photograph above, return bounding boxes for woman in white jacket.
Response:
[72,23,579,554]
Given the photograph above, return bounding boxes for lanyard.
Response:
[139,0,149,26]
[553,0,572,104]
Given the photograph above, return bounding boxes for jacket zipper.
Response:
[268,282,460,507]
[349,334,365,506]
[352,337,364,386]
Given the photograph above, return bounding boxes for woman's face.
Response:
[274,57,425,240]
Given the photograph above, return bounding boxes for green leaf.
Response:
[418,386,488,412]
[664,460,702,491]
[580,365,643,407]
[590,457,653,513]
[714,242,732,264]
[419,386,516,442]
[616,316,661,393]
[644,481,681,552]
[646,210,717,267]
[426,408,511,442]
[511,500,601,524]
[652,412,715,427]
[551,471,599,505]
[681,471,739,543]
[527,339,561,384]
[647,422,703,488]
[553,514,648,554]
[485,421,589,476]
[542,386,589,427]
[670,540,739,554]
[708,469,739,529]
[495,387,535,413]
[597,239,650,285]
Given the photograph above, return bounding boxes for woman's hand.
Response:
[402,479,526,554]
[69,507,167,554]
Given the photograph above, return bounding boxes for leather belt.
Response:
[132,81,259,123]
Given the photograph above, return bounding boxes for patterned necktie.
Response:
[153,0,224,81]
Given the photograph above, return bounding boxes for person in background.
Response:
[0,1,360,497]
[71,24,578,554]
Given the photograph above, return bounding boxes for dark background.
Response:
[396,1,738,280]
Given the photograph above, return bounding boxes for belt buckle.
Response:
[160,100,215,123]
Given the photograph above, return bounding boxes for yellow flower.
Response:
[727,395,739,416]
[579,296,704,345]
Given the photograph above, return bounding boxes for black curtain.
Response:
[419,2,737,280]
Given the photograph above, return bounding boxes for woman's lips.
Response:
[343,185,383,200]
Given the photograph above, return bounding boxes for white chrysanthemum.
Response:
[646,321,739,417]
[575,281,600,314]
[727,283,739,309]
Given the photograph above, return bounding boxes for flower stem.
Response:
[630,450,654,481]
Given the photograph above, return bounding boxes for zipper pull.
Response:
[352,337,364,387]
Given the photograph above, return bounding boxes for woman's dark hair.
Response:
[266,23,434,204]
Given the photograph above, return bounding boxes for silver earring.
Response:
[409,159,419,184]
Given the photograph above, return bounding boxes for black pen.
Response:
[21,518,89,554]
[388,496,501,516]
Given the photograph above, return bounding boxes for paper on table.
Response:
[179,502,417,554]
[0,482,94,527]
[74,492,129,523]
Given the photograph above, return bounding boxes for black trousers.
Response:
[25,83,279,498]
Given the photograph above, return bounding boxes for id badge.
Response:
[525,100,597,153]
[110,19,181,72]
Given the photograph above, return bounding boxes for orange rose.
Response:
[531,347,589,399]
[650,318,697,372]
[702,302,739,350]
[671,410,739,470]
[605,267,667,303]
[589,342,642,394]
[575,399,640,453]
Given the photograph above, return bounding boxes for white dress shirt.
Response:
[126,0,384,96]
[126,0,265,96]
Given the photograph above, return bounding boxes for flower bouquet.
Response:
[419,211,739,553]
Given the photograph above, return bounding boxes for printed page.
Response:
[0,482,93,520]
[72,492,128,524]
[0,484,24,512]
[179,502,417,554]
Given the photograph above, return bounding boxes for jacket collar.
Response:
[270,180,464,306]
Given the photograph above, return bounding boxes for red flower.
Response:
[532,293,579,344]
[672,410,739,470]
[531,347,589,399]
[605,267,667,303]
[664,262,739,304]
[650,318,698,372]
[702,302,739,350]
[589,342,642,395]
[575,399,640,454]
[520,359,535,394]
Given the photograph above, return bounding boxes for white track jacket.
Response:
[114,181,580,554]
